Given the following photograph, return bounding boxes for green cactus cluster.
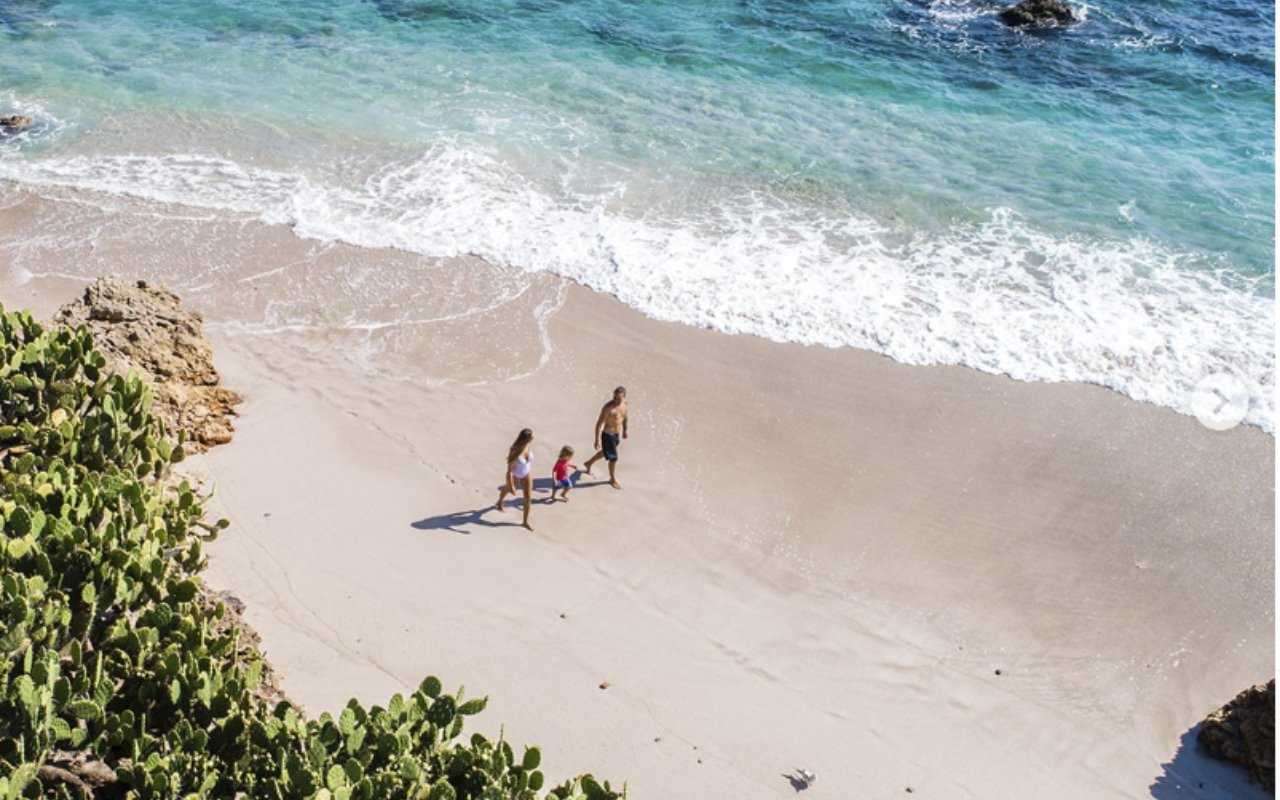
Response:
[0,306,624,800]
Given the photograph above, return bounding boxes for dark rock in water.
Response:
[1198,679,1274,790]
[998,0,1075,27]
[369,0,491,25]
[54,278,242,452]
[0,114,33,129]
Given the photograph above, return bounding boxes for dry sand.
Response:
[0,188,1273,798]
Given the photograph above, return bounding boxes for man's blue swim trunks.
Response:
[601,432,621,462]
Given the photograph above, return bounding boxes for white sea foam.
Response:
[922,0,989,24]
[0,93,71,158]
[0,143,1272,431]
[0,153,301,214]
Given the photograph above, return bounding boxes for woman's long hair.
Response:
[507,428,533,465]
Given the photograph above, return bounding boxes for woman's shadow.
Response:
[410,508,505,534]
[410,474,607,534]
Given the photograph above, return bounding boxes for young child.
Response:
[550,445,578,502]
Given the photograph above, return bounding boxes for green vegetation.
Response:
[0,306,623,799]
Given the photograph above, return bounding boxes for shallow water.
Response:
[0,0,1273,427]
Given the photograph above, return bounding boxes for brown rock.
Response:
[54,278,241,452]
[39,750,118,792]
[1198,679,1274,790]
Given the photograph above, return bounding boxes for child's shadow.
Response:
[527,475,607,498]
[537,471,610,493]
[530,477,554,494]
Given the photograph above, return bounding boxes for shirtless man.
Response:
[583,386,628,489]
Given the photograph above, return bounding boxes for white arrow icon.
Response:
[1190,373,1250,431]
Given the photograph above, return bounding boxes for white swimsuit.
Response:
[511,451,533,480]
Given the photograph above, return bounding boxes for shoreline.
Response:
[0,180,1272,434]
[0,190,1273,798]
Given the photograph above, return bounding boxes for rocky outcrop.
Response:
[998,0,1075,26]
[0,115,33,129]
[54,278,240,452]
[37,750,118,796]
[198,586,288,708]
[1198,679,1275,790]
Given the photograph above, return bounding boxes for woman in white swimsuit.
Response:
[496,428,535,530]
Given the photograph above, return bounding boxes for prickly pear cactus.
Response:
[0,303,621,799]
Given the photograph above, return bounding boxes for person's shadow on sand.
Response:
[412,474,611,534]
[410,508,512,534]
[529,477,555,494]
[530,474,610,495]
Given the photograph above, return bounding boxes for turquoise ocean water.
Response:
[0,0,1273,427]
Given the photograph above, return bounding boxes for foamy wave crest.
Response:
[0,153,302,213]
[1,144,1273,431]
[285,145,1275,431]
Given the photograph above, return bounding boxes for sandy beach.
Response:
[0,189,1273,798]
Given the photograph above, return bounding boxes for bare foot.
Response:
[562,495,570,502]
[610,481,621,490]
[496,499,505,511]
[522,522,534,531]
